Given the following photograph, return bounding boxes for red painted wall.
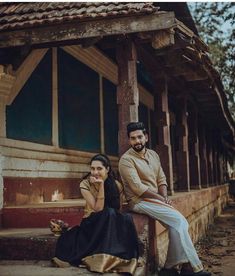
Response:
[4,177,82,206]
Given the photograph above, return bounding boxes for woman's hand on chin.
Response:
[90,176,104,185]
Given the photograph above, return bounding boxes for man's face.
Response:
[129,129,148,152]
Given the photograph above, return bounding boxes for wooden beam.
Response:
[151,29,175,49]
[0,12,175,48]
[7,48,48,105]
[81,36,103,48]
[137,45,165,80]
[184,71,208,81]
[168,63,208,81]
[0,66,16,104]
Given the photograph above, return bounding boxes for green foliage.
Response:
[189,2,235,119]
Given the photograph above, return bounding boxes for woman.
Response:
[52,154,139,274]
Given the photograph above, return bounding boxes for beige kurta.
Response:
[80,178,124,218]
[119,147,167,208]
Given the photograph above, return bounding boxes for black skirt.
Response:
[53,208,139,274]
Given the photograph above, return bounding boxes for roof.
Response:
[156,3,198,35]
[0,2,159,31]
[0,2,233,137]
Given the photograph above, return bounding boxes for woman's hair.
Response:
[90,154,113,178]
[85,154,120,210]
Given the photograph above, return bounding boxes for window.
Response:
[6,50,52,144]
[58,48,100,152]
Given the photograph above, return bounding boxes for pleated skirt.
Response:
[53,207,139,274]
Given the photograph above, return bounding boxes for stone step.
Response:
[0,260,121,276]
[0,212,151,262]
[0,228,56,260]
[2,199,85,228]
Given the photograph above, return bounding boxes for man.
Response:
[119,122,211,276]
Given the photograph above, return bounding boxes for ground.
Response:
[0,200,235,276]
[195,199,235,276]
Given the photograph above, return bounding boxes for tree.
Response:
[189,2,235,119]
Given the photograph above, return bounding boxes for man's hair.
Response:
[127,122,146,137]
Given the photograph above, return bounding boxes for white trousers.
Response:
[132,199,203,272]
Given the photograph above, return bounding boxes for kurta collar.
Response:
[129,147,149,161]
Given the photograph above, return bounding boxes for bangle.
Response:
[96,197,104,200]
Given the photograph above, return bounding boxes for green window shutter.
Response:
[58,48,100,152]
[6,50,52,145]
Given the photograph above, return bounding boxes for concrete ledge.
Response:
[155,184,229,267]
[0,184,229,275]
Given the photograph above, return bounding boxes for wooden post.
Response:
[217,136,223,184]
[198,124,209,187]
[99,74,105,154]
[52,48,59,147]
[215,150,220,185]
[0,65,16,137]
[176,97,190,191]
[0,102,6,138]
[206,131,214,186]
[116,39,139,156]
[154,76,174,195]
[212,137,219,186]
[188,107,201,189]
[0,153,3,228]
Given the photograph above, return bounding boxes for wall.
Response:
[0,138,119,206]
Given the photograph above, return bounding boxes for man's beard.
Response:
[132,143,146,152]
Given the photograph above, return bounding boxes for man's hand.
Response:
[144,186,172,206]
[143,188,166,203]
[158,184,172,205]
[163,196,172,205]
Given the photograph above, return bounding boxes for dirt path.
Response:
[195,200,235,276]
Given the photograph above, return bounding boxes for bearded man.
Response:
[119,122,211,276]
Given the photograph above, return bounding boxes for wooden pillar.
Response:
[188,106,201,189]
[224,152,229,182]
[0,152,3,228]
[215,150,220,185]
[198,124,209,187]
[222,149,226,183]
[212,139,219,186]
[214,133,222,185]
[116,39,139,156]
[0,102,6,138]
[176,97,190,191]
[52,48,59,147]
[0,65,16,137]
[206,131,214,185]
[154,76,174,195]
[217,140,223,185]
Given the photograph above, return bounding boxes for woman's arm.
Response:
[115,180,125,210]
[81,178,105,212]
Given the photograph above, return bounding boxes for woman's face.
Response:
[90,160,109,181]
